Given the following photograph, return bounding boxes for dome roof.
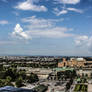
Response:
[76,58,84,61]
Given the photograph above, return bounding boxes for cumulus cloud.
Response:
[75,35,88,46]
[54,0,80,4]
[15,0,47,12]
[87,37,92,52]
[12,24,31,40]
[22,16,73,38]
[0,20,9,25]
[75,35,92,53]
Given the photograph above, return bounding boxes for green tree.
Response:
[27,73,39,83]
[90,73,92,79]
[0,79,5,87]
[6,76,12,82]
[85,74,88,78]
[15,76,23,87]
[18,70,26,80]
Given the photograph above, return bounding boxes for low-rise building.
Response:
[58,58,87,68]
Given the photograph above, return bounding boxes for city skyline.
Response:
[0,0,92,56]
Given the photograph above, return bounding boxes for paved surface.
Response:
[88,84,92,92]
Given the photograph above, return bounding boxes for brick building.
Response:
[58,58,86,68]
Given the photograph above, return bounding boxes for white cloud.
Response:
[15,0,47,12]
[67,8,83,13]
[58,10,68,15]
[22,16,64,29]
[12,24,31,40]
[27,27,73,38]
[22,16,73,38]
[75,35,92,53]
[54,0,80,4]
[75,35,88,46]
[54,8,68,16]
[54,7,83,16]
[12,11,19,16]
[0,20,9,25]
[87,37,92,52]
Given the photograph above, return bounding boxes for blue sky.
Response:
[0,0,92,56]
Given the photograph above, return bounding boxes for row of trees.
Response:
[11,63,57,68]
[65,78,73,92]
[56,70,76,92]
[57,70,76,81]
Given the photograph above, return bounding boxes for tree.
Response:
[85,74,88,78]
[18,70,26,80]
[4,68,16,80]
[6,76,12,82]
[0,79,5,87]
[90,73,92,79]
[82,73,84,78]
[65,82,70,92]
[27,73,39,83]
[15,76,23,87]
[34,84,48,92]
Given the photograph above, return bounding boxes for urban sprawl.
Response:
[0,56,92,92]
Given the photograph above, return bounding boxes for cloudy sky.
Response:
[0,0,92,56]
